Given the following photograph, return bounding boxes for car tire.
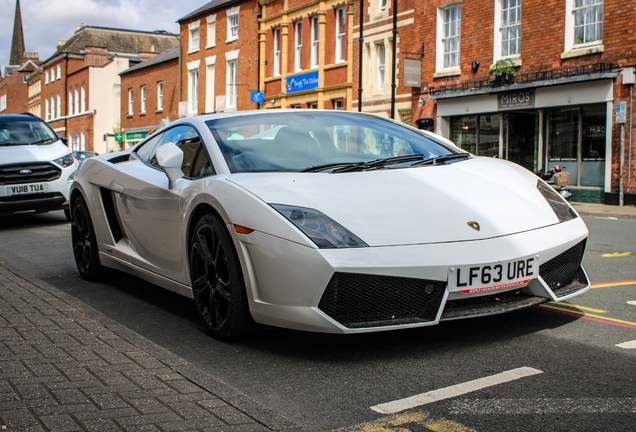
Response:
[71,196,104,281]
[190,213,256,340]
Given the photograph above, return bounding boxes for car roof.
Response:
[0,114,47,122]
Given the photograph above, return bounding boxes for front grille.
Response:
[539,239,586,293]
[0,162,62,185]
[318,272,446,328]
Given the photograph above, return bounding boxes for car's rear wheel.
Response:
[71,196,103,280]
[190,214,255,340]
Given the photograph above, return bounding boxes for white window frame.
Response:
[311,16,319,69]
[68,91,74,115]
[0,95,6,112]
[207,15,217,48]
[80,132,85,151]
[294,21,303,72]
[334,99,344,110]
[564,0,603,53]
[376,43,386,91]
[50,97,55,119]
[494,0,521,61]
[56,94,61,119]
[56,64,61,80]
[81,86,86,112]
[157,81,163,110]
[45,98,50,120]
[205,56,216,113]
[227,6,240,43]
[128,88,133,115]
[45,70,49,84]
[226,50,239,110]
[273,28,281,77]
[335,8,346,64]
[141,85,146,113]
[74,88,80,114]
[188,21,201,53]
[187,60,200,115]
[380,0,387,13]
[436,3,462,72]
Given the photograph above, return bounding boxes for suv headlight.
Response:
[54,153,75,168]
[537,180,576,222]
[271,204,368,248]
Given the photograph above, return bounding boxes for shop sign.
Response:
[286,71,319,94]
[125,131,148,141]
[498,89,534,111]
[404,59,421,87]
[251,92,264,103]
[115,133,123,142]
[587,126,605,138]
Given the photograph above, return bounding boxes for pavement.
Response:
[0,261,302,432]
[0,201,634,431]
[570,201,636,220]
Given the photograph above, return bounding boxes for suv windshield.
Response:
[207,111,464,173]
[0,118,58,146]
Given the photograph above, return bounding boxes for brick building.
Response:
[40,25,179,154]
[0,57,40,115]
[178,0,261,116]
[259,0,354,111]
[120,47,179,149]
[352,0,634,205]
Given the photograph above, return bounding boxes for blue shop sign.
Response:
[286,71,319,94]
[251,92,264,103]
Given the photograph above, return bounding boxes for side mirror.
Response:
[156,142,184,189]
[59,136,68,146]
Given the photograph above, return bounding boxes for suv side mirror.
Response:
[156,142,184,189]
[59,136,68,146]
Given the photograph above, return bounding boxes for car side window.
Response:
[191,148,215,178]
[135,133,164,163]
[147,125,204,177]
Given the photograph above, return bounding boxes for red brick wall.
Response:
[180,0,261,113]
[0,72,29,114]
[121,58,179,131]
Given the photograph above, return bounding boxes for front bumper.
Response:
[236,217,589,333]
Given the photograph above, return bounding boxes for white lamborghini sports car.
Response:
[70,110,589,340]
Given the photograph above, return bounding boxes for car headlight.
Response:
[271,204,368,248]
[537,180,577,222]
[54,153,75,168]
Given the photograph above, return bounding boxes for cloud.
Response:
[1,0,203,70]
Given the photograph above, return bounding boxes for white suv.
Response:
[0,114,78,220]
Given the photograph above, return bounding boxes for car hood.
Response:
[1,140,71,165]
[227,157,564,247]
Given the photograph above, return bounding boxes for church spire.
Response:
[10,0,26,66]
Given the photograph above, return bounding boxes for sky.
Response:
[0,0,208,74]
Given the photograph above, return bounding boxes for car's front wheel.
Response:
[190,214,255,340]
[71,196,103,280]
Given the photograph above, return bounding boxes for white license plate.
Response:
[7,183,48,195]
[449,256,538,294]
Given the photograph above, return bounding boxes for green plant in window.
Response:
[490,59,516,80]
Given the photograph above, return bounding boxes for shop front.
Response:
[435,80,613,203]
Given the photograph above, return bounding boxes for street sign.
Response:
[251,92,264,103]
[616,101,627,124]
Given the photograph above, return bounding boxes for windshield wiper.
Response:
[332,155,426,173]
[301,162,365,173]
[31,138,56,145]
[411,153,471,166]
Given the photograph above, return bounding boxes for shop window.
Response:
[451,115,501,158]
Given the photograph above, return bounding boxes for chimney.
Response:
[57,39,66,48]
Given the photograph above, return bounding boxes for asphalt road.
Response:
[1,210,635,432]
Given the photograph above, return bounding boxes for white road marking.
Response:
[450,398,636,414]
[616,340,636,349]
[370,367,543,414]
[627,301,636,306]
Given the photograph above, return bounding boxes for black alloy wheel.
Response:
[190,214,255,340]
[71,196,103,280]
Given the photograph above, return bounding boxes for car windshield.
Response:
[0,119,58,146]
[206,111,464,173]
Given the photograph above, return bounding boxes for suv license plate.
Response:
[7,184,48,195]
[449,256,538,294]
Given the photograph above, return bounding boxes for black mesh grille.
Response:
[0,162,62,185]
[539,239,586,293]
[318,273,446,328]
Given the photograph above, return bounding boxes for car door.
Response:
[113,125,214,284]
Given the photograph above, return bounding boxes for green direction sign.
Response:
[125,131,148,141]
[115,133,123,142]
